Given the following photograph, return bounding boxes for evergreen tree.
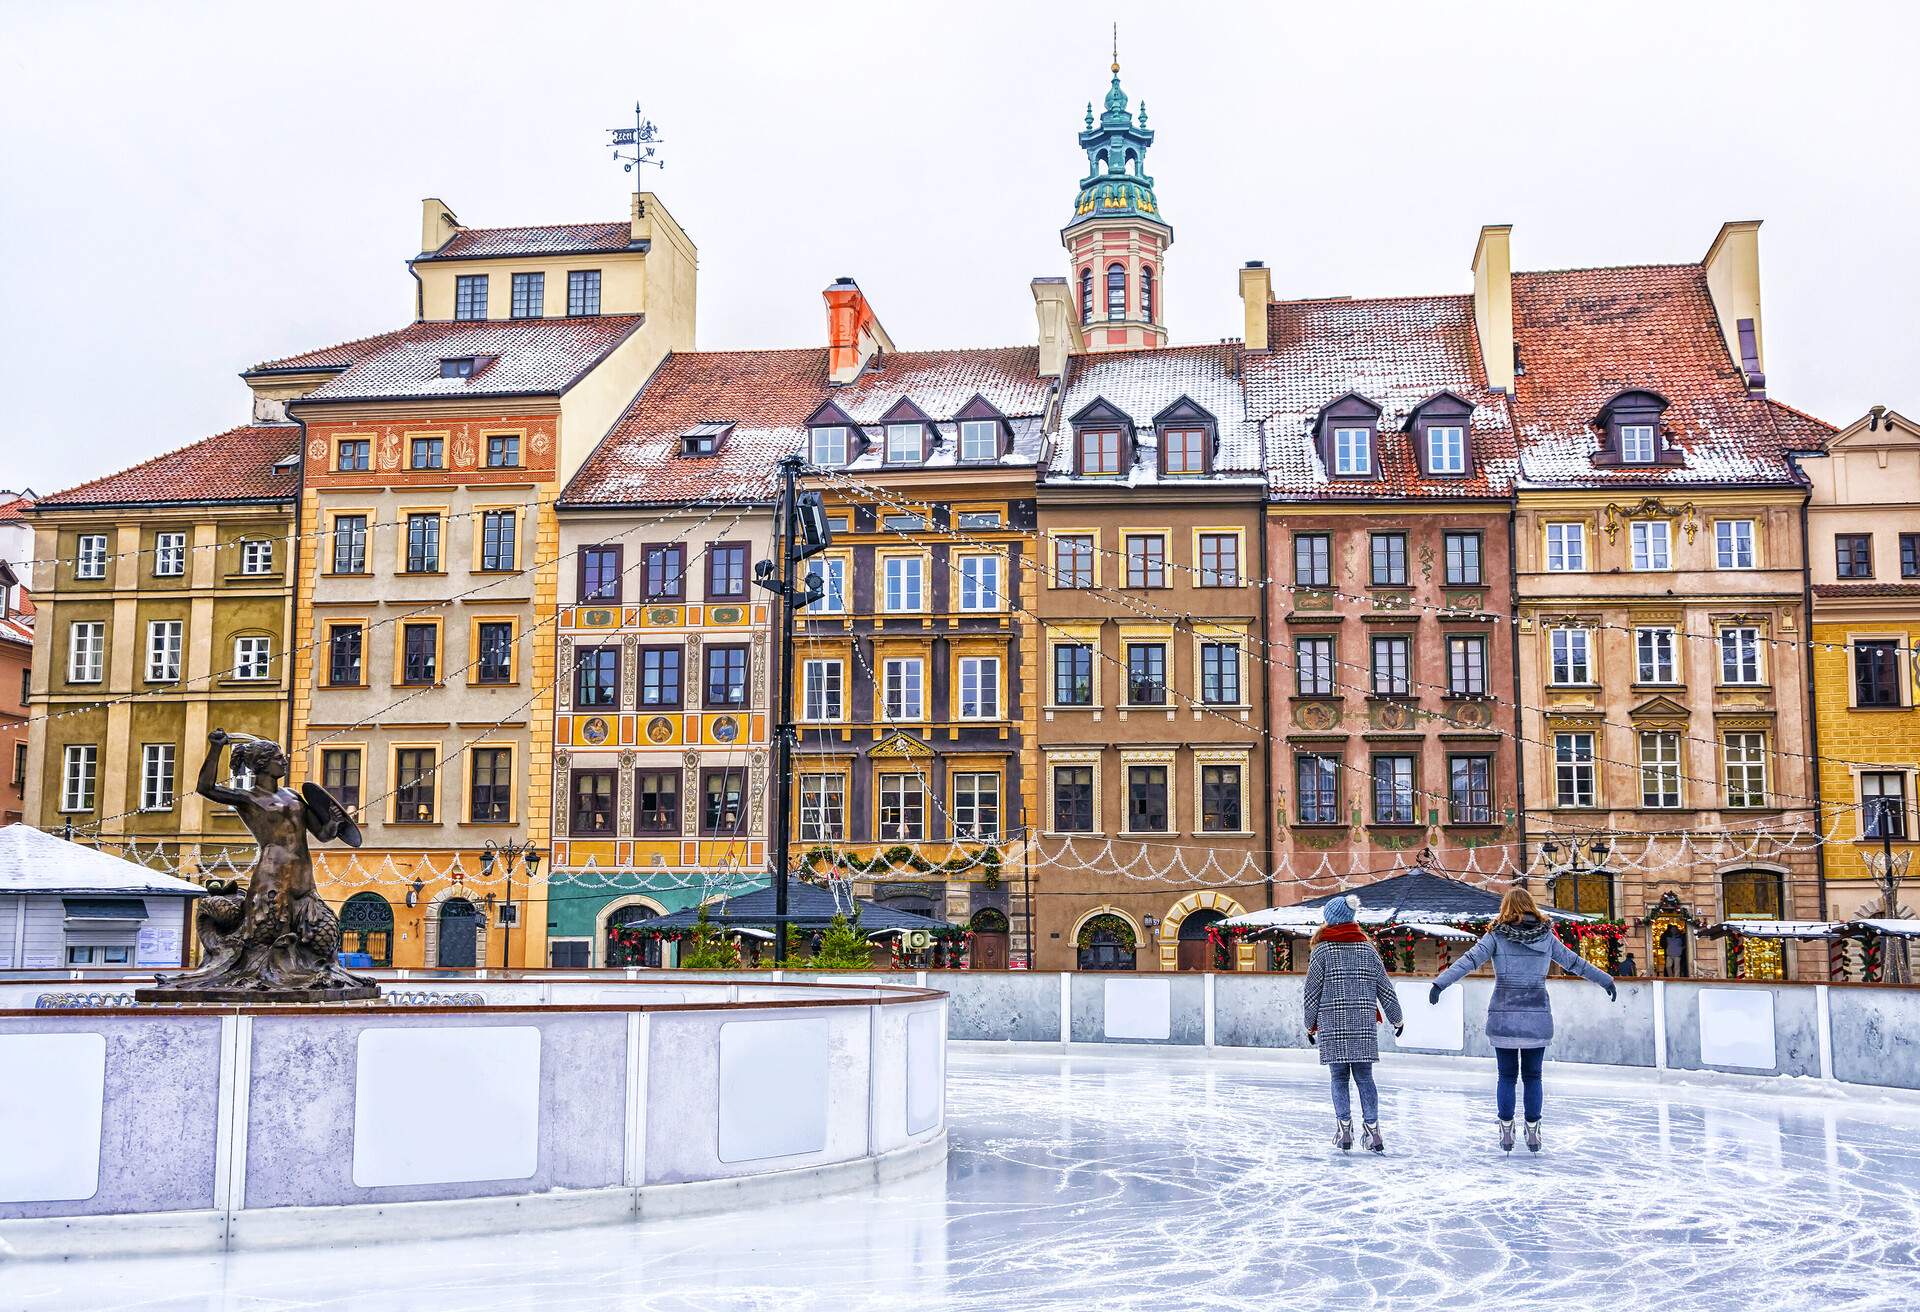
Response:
[677,904,740,970]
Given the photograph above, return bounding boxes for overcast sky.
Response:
[3,0,1915,493]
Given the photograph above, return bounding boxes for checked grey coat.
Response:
[1303,939,1404,1065]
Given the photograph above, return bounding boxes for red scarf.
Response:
[1313,922,1369,945]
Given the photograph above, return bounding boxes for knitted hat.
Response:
[1323,893,1362,925]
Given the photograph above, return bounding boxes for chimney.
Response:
[630,192,648,244]
[823,278,894,385]
[1704,220,1766,395]
[420,198,460,255]
[1031,278,1082,378]
[1239,262,1272,352]
[1471,225,1514,391]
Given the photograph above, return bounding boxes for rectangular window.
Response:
[877,774,926,841]
[959,419,999,462]
[957,554,1001,610]
[1126,643,1167,705]
[1449,755,1492,825]
[580,546,622,603]
[509,271,544,319]
[1333,426,1371,476]
[1545,522,1586,573]
[234,635,272,680]
[1446,635,1486,696]
[808,425,848,468]
[567,269,601,316]
[405,513,441,572]
[569,770,614,835]
[1200,764,1243,832]
[802,659,843,721]
[74,534,107,580]
[701,768,746,836]
[1862,772,1909,839]
[1078,429,1123,476]
[146,619,183,683]
[1640,731,1681,808]
[1444,532,1482,585]
[1054,643,1093,706]
[1297,754,1340,824]
[1715,520,1756,569]
[1724,733,1767,809]
[1163,428,1207,476]
[952,772,1000,840]
[1200,642,1241,704]
[486,434,520,468]
[475,622,514,683]
[1635,626,1677,684]
[638,647,681,707]
[1630,521,1670,570]
[707,543,749,600]
[1197,533,1239,587]
[1296,636,1335,696]
[799,774,846,842]
[704,644,748,708]
[61,744,97,811]
[401,624,438,685]
[327,624,364,686]
[480,510,516,571]
[1427,425,1466,474]
[336,439,370,472]
[884,423,923,465]
[1854,639,1902,707]
[1719,627,1762,685]
[1126,765,1169,832]
[1903,533,1920,579]
[636,770,679,834]
[154,531,186,577]
[883,657,924,720]
[1370,532,1408,586]
[321,748,361,817]
[808,556,848,614]
[410,436,445,470]
[394,749,436,822]
[68,621,105,683]
[643,544,685,600]
[1550,628,1591,685]
[1555,732,1595,808]
[883,556,924,611]
[958,656,1000,719]
[240,540,274,574]
[470,748,513,822]
[1125,534,1166,588]
[140,743,176,812]
[331,515,368,573]
[1294,533,1332,587]
[1371,755,1416,824]
[1370,635,1410,696]
[1055,534,1094,588]
[572,646,619,707]
[454,274,488,320]
[956,510,1002,529]
[1836,533,1874,579]
[1052,765,1094,832]
[1619,423,1656,463]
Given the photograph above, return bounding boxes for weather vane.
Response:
[608,103,666,190]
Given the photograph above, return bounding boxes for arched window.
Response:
[339,892,393,967]
[1722,869,1786,979]
[1141,265,1154,324]
[1177,908,1228,971]
[1124,149,1137,175]
[1079,269,1093,325]
[1106,264,1127,321]
[1096,157,1109,175]
[607,902,660,968]
[1076,912,1137,971]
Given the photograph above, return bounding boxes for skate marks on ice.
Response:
[12,1052,1920,1312]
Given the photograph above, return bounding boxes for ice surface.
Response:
[15,1050,1920,1311]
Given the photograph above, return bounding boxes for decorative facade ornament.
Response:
[1604,497,1700,543]
[557,639,574,709]
[681,749,701,833]
[617,751,636,833]
[748,749,768,833]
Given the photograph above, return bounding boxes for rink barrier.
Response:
[0,980,948,1258]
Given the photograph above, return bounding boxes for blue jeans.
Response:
[1329,1062,1379,1122]
[1495,1046,1545,1121]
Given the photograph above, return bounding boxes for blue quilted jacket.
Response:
[1432,916,1614,1049]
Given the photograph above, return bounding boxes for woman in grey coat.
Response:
[1303,894,1404,1152]
[1430,885,1616,1153]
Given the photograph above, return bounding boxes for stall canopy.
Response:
[1224,869,1590,937]
[0,824,206,899]
[643,881,954,937]
[1701,918,1920,941]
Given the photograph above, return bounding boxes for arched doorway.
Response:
[1647,892,1695,978]
[1722,869,1787,980]
[1075,912,1137,971]
[606,903,661,968]
[338,893,393,967]
[437,897,479,968]
[969,908,1010,970]
[1177,909,1228,971]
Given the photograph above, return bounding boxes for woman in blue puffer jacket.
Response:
[1429,885,1616,1153]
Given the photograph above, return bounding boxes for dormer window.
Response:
[440,357,478,378]
[680,422,733,457]
[1333,427,1371,476]
[1620,424,1656,463]
[1079,430,1123,475]
[885,423,924,465]
[1315,393,1383,479]
[1594,390,1678,467]
[1427,426,1465,473]
[1152,397,1219,477]
[1069,398,1136,478]
[809,425,848,467]
[1164,429,1206,475]
[953,394,1009,463]
[1407,391,1476,478]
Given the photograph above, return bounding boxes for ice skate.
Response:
[1498,1118,1516,1152]
[1524,1119,1543,1153]
[1361,1121,1384,1153]
[1333,1117,1354,1151]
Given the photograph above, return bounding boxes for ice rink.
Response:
[14,1048,1920,1311]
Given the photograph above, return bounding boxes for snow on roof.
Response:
[420,221,634,261]
[295,316,645,404]
[0,824,206,897]
[831,347,1051,425]
[38,425,301,508]
[1049,343,1263,487]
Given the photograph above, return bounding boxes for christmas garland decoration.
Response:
[801,844,1002,882]
[1076,913,1136,953]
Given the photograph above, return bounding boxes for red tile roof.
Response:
[292,316,645,404]
[248,327,410,375]
[1814,582,1920,599]
[38,425,301,508]
[419,222,634,261]
[1508,264,1832,486]
[0,614,31,648]
[0,493,34,523]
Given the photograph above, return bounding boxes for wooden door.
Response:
[972,931,1009,970]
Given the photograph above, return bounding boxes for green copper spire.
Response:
[1067,38,1167,231]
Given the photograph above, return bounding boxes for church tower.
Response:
[1062,46,1172,352]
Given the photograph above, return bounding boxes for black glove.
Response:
[1605,982,1618,1002]
[1428,984,1442,1006]
[1307,1029,1317,1045]
[1393,1023,1405,1039]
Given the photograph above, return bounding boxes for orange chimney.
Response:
[823,277,894,384]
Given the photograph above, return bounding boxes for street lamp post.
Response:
[1870,796,1912,984]
[1540,836,1615,971]
[480,840,542,970]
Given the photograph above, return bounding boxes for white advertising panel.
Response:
[717,1017,830,1163]
[0,1033,106,1203]
[352,1026,542,1187]
[1104,977,1172,1040]
[1698,988,1778,1070]
[1396,980,1465,1051]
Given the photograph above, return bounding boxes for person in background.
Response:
[1303,894,1404,1153]
[1429,886,1616,1153]
[1619,952,1640,978]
